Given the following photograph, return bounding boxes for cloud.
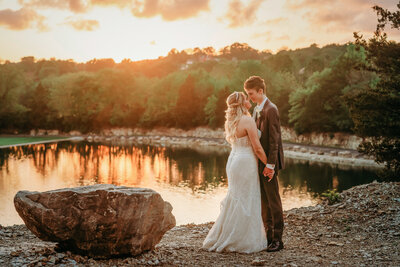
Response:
[277,34,290,41]
[284,0,400,33]
[221,0,264,28]
[90,0,132,9]
[18,0,90,13]
[18,0,210,21]
[285,0,374,10]
[252,30,271,39]
[252,30,272,42]
[0,7,48,31]
[131,0,210,21]
[63,17,100,31]
[263,17,287,26]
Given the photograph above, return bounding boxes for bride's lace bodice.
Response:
[233,135,251,147]
[231,129,261,152]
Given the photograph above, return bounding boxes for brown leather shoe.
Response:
[266,240,284,252]
[266,231,273,245]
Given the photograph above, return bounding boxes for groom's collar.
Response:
[256,96,268,109]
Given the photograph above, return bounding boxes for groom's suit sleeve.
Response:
[266,106,280,167]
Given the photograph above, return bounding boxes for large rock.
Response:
[14,184,176,257]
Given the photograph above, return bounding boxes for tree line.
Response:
[0,42,348,132]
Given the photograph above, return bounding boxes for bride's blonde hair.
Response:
[225,91,250,144]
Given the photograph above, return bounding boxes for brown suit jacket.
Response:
[256,99,285,172]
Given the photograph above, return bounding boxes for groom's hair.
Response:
[244,76,266,94]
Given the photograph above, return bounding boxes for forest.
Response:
[0,42,358,132]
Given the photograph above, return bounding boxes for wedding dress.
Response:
[202,130,268,253]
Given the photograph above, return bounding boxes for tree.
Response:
[265,52,294,73]
[94,68,145,128]
[0,64,31,131]
[85,58,115,72]
[46,72,102,132]
[219,43,259,60]
[174,74,204,128]
[345,2,400,177]
[25,82,52,129]
[205,86,231,128]
[289,44,367,134]
[139,72,186,127]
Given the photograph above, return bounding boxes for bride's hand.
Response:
[263,166,274,182]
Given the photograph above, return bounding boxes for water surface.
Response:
[0,141,381,226]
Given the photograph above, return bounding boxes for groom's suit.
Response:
[254,98,285,243]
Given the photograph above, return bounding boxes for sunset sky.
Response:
[0,0,399,63]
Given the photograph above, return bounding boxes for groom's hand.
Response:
[263,166,274,182]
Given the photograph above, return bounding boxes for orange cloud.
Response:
[252,31,273,42]
[285,0,374,10]
[284,0,399,33]
[131,0,210,21]
[277,34,290,41]
[18,0,89,13]
[64,17,100,31]
[17,0,210,21]
[0,7,48,31]
[263,17,287,25]
[222,0,264,28]
[90,0,133,9]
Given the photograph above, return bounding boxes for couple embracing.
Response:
[202,76,285,253]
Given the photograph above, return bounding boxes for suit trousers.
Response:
[259,171,284,242]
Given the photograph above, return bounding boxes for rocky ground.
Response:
[1,181,399,266]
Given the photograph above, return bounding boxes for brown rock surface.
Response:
[13,184,175,258]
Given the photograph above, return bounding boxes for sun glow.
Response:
[2,0,398,63]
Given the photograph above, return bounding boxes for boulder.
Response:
[14,184,176,258]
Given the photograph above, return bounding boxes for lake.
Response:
[0,141,382,226]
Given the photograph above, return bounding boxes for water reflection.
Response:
[0,141,380,226]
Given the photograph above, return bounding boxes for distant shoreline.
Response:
[0,131,381,169]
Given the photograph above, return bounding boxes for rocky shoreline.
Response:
[1,127,379,168]
[1,181,399,266]
[82,138,379,169]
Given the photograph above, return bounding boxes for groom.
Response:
[244,76,285,252]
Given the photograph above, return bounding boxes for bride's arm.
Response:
[244,117,267,165]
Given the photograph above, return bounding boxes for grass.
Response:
[321,189,341,205]
[0,136,69,147]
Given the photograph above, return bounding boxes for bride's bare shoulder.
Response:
[240,115,255,124]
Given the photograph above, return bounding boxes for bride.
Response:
[202,91,269,253]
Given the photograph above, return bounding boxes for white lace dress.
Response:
[202,132,268,253]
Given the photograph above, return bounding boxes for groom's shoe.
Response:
[266,240,284,252]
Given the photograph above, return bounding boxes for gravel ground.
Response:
[1,181,399,266]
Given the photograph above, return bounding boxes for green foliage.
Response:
[0,41,374,135]
[205,86,232,128]
[264,51,294,73]
[140,71,186,127]
[219,42,259,60]
[321,189,341,205]
[0,64,32,130]
[345,3,400,176]
[288,44,367,134]
[175,75,200,128]
[44,71,102,131]
[25,82,52,129]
